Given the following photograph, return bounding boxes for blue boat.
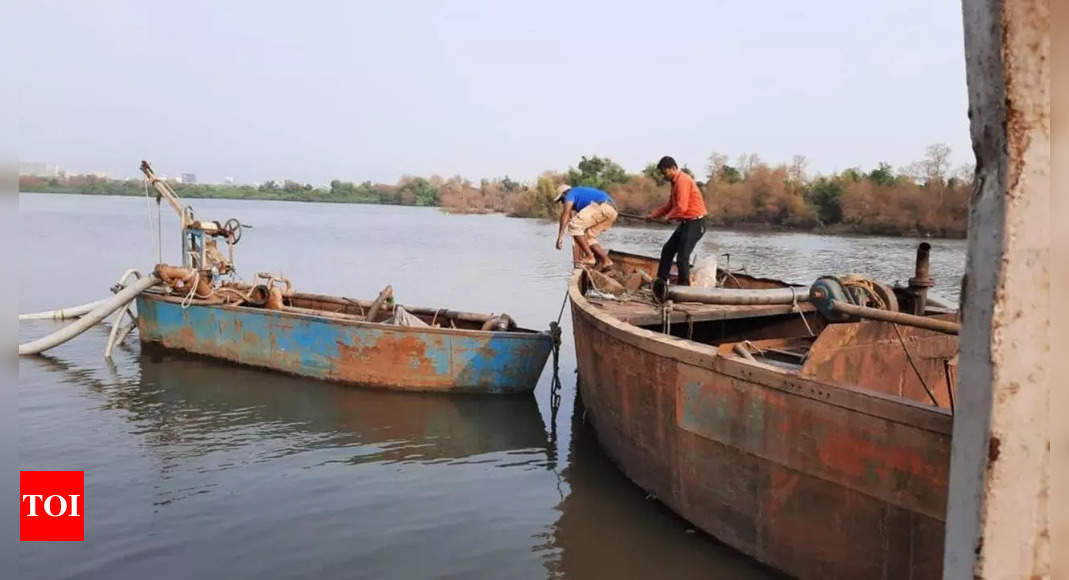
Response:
[137,289,553,395]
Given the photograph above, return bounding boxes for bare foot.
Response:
[575,258,597,268]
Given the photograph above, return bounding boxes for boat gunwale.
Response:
[567,269,953,435]
[138,290,551,343]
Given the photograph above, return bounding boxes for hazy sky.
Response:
[20,0,972,185]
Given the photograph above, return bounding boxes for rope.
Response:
[843,277,888,310]
[892,323,939,406]
[555,285,569,324]
[180,271,200,309]
[790,287,815,337]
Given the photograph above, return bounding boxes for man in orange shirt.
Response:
[648,156,707,285]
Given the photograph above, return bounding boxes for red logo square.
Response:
[20,471,84,541]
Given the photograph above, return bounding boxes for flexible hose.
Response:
[19,298,112,321]
[19,275,160,356]
[104,270,143,359]
[19,268,149,321]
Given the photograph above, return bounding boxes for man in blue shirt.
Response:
[554,184,618,270]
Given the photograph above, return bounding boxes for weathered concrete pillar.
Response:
[945,1,1050,578]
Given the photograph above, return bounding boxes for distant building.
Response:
[181,173,197,185]
[89,170,109,179]
[224,176,235,185]
[20,162,60,177]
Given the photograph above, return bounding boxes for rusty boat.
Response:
[131,161,552,394]
[569,249,958,579]
[137,287,552,394]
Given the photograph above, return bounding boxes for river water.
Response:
[17,194,965,579]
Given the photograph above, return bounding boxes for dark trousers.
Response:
[657,219,706,285]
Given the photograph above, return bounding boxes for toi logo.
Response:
[20,471,84,541]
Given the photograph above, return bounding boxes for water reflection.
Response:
[30,350,551,470]
[544,395,782,580]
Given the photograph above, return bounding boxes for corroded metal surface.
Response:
[802,320,958,408]
[569,270,952,579]
[137,293,552,394]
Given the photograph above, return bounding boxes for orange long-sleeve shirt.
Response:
[650,171,707,221]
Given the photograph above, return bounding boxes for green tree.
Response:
[397,176,439,206]
[566,155,630,190]
[805,177,844,224]
[643,162,695,185]
[868,162,896,186]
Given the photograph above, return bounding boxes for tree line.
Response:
[19,143,973,238]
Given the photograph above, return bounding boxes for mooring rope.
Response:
[790,287,815,337]
[555,285,569,324]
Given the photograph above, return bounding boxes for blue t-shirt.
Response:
[564,186,613,211]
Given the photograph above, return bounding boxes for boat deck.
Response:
[584,295,814,327]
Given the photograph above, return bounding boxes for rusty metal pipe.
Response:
[829,299,960,335]
[733,343,757,361]
[659,284,810,305]
[908,242,933,315]
[480,314,515,331]
[365,285,394,322]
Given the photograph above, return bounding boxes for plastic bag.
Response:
[691,254,719,288]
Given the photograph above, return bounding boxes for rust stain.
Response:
[817,430,940,487]
[333,334,442,388]
[569,271,951,579]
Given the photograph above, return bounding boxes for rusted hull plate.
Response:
[137,295,552,394]
[569,274,951,579]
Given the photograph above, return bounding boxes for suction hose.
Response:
[19,298,112,321]
[19,274,159,356]
[19,269,148,321]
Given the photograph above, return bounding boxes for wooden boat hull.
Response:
[136,293,552,394]
[568,270,951,579]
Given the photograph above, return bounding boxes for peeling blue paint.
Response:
[137,296,551,394]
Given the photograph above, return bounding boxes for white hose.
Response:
[19,275,159,356]
[19,298,112,321]
[19,269,149,321]
[104,270,144,359]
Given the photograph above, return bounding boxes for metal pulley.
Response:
[809,276,854,322]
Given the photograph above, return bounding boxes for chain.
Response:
[548,320,563,433]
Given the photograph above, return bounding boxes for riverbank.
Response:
[20,145,972,239]
[20,189,966,240]
[606,212,963,239]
